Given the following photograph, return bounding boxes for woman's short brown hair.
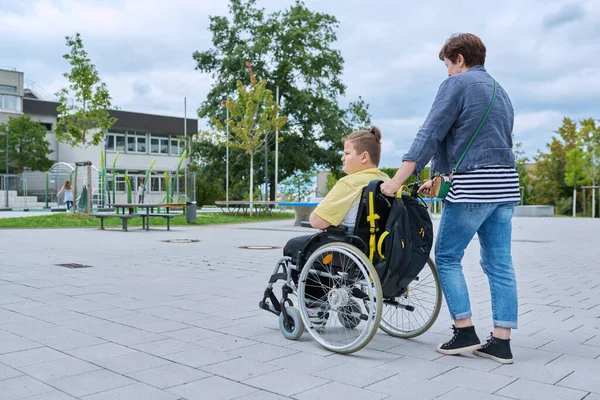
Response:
[343,126,382,166]
[439,33,486,67]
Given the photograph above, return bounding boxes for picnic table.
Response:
[214,200,281,215]
[94,203,187,231]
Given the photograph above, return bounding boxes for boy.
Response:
[283,126,389,256]
[282,126,389,329]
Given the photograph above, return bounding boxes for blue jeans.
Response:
[435,201,519,329]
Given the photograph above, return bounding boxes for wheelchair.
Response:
[259,182,442,354]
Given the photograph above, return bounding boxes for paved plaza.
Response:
[0,216,599,400]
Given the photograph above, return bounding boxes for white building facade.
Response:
[1,68,197,209]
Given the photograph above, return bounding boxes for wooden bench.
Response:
[92,214,141,231]
[141,213,179,231]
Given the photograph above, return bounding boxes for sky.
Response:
[1,0,599,168]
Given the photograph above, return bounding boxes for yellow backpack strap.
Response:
[366,191,379,262]
[398,185,410,198]
[377,231,389,259]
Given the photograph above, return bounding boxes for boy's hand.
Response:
[417,180,433,196]
[381,179,402,197]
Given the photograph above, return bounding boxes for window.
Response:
[127,132,147,153]
[170,138,185,155]
[0,85,17,93]
[105,131,126,152]
[115,176,126,192]
[138,137,147,153]
[116,136,125,152]
[0,94,20,112]
[150,135,169,155]
[151,176,164,192]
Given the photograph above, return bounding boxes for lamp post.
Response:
[0,126,7,208]
[0,124,8,208]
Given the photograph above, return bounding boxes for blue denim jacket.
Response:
[403,66,515,175]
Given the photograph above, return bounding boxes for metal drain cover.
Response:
[239,245,281,250]
[56,263,93,269]
[161,239,201,243]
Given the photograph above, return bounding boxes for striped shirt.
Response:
[445,166,521,203]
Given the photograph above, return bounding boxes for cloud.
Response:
[1,0,598,164]
[543,3,586,29]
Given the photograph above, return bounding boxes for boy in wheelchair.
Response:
[276,127,389,330]
[259,126,438,353]
[284,126,389,254]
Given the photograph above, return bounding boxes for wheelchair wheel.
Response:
[279,306,304,340]
[297,242,382,354]
[338,298,362,329]
[379,257,442,339]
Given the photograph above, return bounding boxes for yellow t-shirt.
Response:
[314,168,390,228]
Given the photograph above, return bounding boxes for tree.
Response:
[54,33,116,147]
[580,119,600,217]
[564,147,589,216]
[0,116,53,172]
[514,141,531,204]
[280,168,316,201]
[530,118,580,206]
[208,62,286,214]
[192,0,371,199]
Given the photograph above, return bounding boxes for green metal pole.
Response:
[45,172,49,208]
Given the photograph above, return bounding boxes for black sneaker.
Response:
[474,334,513,364]
[436,325,482,355]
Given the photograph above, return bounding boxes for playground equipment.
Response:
[73,161,93,214]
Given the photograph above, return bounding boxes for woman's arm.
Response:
[380,161,416,196]
[56,186,64,196]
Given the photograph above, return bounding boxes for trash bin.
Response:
[186,201,197,223]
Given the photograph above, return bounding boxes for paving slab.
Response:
[0,217,598,399]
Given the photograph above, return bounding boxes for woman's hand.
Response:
[417,180,433,196]
[381,178,403,197]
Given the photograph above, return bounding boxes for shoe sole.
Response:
[473,349,513,364]
[436,343,482,355]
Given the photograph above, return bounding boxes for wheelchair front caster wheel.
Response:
[279,306,304,340]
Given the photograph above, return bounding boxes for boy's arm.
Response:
[309,212,331,230]
[309,180,354,229]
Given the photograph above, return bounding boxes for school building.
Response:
[0,68,197,208]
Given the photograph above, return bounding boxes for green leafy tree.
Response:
[280,169,316,201]
[514,141,531,204]
[54,33,117,147]
[530,118,580,206]
[208,62,286,214]
[192,0,371,199]
[564,147,590,216]
[0,116,53,172]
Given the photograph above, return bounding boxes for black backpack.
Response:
[355,180,434,298]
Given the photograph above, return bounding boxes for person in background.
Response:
[138,182,144,204]
[56,180,74,212]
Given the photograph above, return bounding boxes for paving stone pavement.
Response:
[0,216,598,400]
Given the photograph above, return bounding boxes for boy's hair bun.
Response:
[370,126,382,143]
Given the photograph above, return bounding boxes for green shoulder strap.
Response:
[452,80,498,173]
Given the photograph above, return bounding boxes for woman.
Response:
[56,180,74,211]
[381,33,520,364]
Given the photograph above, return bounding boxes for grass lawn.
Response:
[0,212,294,229]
